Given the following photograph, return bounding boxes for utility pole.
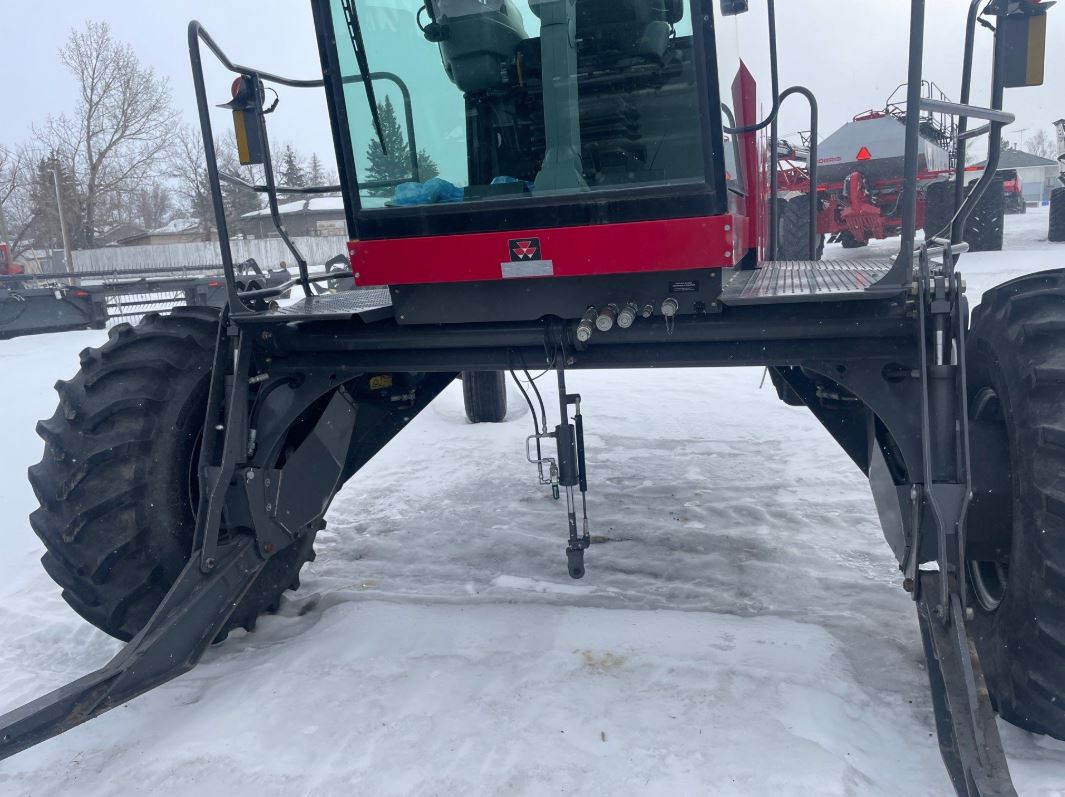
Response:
[51,167,75,277]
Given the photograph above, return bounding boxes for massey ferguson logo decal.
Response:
[510,238,541,261]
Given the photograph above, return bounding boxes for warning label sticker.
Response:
[669,280,699,293]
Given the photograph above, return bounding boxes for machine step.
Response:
[241,288,394,323]
[720,259,900,305]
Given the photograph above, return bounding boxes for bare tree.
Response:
[0,144,41,259]
[135,182,175,231]
[170,126,215,241]
[40,21,176,247]
[1024,129,1056,161]
[219,138,265,233]
[170,125,263,241]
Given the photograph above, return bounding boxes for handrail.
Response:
[238,270,350,301]
[218,171,413,195]
[768,86,819,261]
[193,23,326,89]
[719,103,745,193]
[189,21,246,311]
[918,97,1014,125]
[952,0,989,245]
[219,172,343,195]
[881,0,928,287]
[188,21,418,311]
[722,0,780,135]
[947,15,1009,248]
[958,123,991,142]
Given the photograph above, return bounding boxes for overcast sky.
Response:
[3,1,1062,170]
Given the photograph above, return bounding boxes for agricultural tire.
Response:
[777,194,824,260]
[28,306,317,642]
[462,371,508,423]
[964,178,1005,252]
[922,180,954,244]
[965,269,1065,740]
[326,254,355,292]
[1050,187,1065,243]
[839,231,867,249]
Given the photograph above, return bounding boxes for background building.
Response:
[239,198,346,239]
[978,148,1060,204]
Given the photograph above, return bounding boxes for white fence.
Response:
[71,236,349,274]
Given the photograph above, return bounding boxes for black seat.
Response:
[528,0,683,63]
[576,0,683,63]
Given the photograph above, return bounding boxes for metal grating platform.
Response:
[244,287,394,323]
[720,260,899,305]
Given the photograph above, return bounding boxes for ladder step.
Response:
[720,260,900,305]
[241,287,394,323]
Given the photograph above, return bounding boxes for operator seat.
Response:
[432,0,684,95]
[529,0,684,64]
[519,0,692,187]
[576,0,683,64]
[431,0,530,93]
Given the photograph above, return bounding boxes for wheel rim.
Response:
[969,559,1009,612]
[966,386,1014,614]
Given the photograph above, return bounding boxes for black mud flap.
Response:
[0,536,266,760]
[916,571,1017,797]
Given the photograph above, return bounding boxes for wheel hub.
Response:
[966,387,1014,613]
[969,559,1010,612]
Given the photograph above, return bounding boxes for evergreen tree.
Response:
[279,144,307,188]
[307,153,327,186]
[364,97,439,195]
[417,149,440,182]
[27,153,84,250]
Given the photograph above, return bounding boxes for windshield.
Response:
[328,0,706,211]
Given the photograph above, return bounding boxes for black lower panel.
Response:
[390,268,723,325]
[0,291,107,340]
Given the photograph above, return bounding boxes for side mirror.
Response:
[720,0,750,16]
[994,1,1054,88]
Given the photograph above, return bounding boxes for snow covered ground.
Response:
[0,209,1063,796]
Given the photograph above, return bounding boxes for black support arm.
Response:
[0,537,268,761]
